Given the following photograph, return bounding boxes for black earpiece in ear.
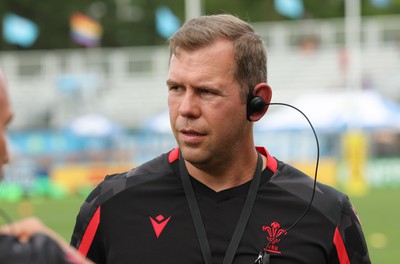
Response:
[250,97,267,112]
[246,93,267,121]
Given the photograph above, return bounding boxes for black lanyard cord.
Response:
[179,151,213,264]
[179,151,263,264]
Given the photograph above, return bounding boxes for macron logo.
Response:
[149,214,171,238]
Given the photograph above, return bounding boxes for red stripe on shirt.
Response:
[78,206,101,257]
[169,146,277,173]
[256,146,278,172]
[333,227,350,264]
[168,147,180,163]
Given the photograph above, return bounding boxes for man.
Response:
[0,71,12,181]
[0,69,92,264]
[71,14,370,263]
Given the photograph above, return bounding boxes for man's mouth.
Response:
[181,130,202,136]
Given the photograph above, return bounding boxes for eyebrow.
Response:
[166,79,179,87]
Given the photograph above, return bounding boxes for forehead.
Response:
[168,39,236,82]
[0,73,13,124]
[0,72,8,101]
[172,39,235,62]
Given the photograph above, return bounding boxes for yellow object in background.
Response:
[343,130,369,196]
[51,163,133,194]
[51,165,92,194]
[293,159,338,187]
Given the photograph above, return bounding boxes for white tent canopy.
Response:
[141,111,172,134]
[255,90,400,132]
[67,113,122,137]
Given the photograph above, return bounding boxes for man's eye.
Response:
[200,89,215,95]
[169,86,181,91]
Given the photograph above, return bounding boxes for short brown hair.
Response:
[168,14,267,101]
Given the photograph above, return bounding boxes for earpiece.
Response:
[246,93,267,121]
[251,97,267,112]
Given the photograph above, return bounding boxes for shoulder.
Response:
[273,161,370,262]
[273,160,345,197]
[70,150,176,247]
[92,151,174,206]
[273,161,347,224]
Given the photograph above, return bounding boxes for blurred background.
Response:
[0,0,399,263]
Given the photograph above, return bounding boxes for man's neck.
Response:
[185,150,267,192]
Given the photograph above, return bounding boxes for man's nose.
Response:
[2,138,11,165]
[3,149,10,164]
[179,92,199,118]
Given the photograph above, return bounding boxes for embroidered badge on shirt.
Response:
[262,221,287,254]
[149,214,171,238]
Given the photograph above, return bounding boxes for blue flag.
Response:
[274,0,304,19]
[2,13,39,47]
[370,0,390,8]
[156,6,180,39]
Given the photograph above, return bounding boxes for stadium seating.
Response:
[2,15,400,131]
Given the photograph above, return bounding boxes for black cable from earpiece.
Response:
[254,102,320,264]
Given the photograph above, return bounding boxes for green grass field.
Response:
[348,188,400,264]
[0,195,86,241]
[1,188,399,263]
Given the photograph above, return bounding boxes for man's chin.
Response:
[180,147,205,164]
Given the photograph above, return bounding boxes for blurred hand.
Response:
[0,217,51,243]
[0,217,93,264]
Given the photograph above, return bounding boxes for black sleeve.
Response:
[70,183,102,249]
[70,172,130,263]
[329,196,371,263]
[85,225,106,264]
[0,233,75,264]
[70,183,105,264]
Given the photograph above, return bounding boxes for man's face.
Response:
[0,72,13,180]
[167,39,251,168]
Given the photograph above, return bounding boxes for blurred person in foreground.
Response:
[0,69,92,264]
[71,14,370,263]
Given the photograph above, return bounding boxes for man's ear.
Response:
[248,83,272,122]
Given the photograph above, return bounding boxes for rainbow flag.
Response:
[70,12,102,47]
